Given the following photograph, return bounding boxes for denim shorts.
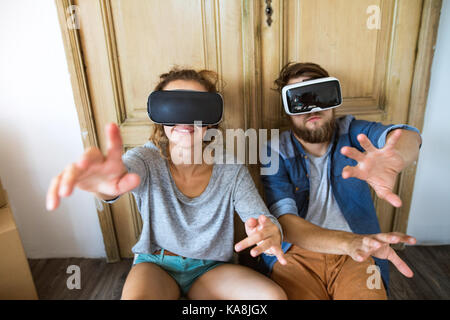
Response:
[133,249,225,295]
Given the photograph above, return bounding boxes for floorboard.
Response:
[27,245,450,300]
[388,245,450,299]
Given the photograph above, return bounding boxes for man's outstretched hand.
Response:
[340,131,405,207]
[346,232,416,278]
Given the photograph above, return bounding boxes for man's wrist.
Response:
[339,232,360,256]
[389,129,421,167]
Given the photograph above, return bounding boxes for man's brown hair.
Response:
[274,62,329,93]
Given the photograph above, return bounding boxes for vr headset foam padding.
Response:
[147,90,223,126]
[282,77,342,115]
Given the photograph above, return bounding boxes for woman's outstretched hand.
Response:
[235,215,288,265]
[46,123,141,211]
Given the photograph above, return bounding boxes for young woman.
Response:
[46,68,287,300]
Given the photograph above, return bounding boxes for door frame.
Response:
[55,0,120,262]
[55,0,442,261]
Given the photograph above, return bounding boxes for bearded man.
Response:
[259,62,422,299]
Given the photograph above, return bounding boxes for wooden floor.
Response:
[388,245,450,299]
[28,257,132,300]
[27,245,450,300]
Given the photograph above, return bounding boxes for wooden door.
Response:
[56,0,441,261]
[257,0,440,236]
[57,0,252,260]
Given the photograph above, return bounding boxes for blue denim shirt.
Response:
[260,115,420,290]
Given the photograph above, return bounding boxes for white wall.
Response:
[0,0,106,258]
[407,0,450,245]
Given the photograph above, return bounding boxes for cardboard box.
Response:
[0,206,38,299]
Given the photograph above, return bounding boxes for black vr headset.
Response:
[282,77,342,115]
[147,90,223,126]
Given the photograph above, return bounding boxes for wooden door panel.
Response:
[262,0,420,131]
[75,0,248,257]
[110,0,206,120]
[57,0,439,260]
[260,0,423,232]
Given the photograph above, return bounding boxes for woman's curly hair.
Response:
[149,67,223,158]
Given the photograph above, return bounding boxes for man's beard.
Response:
[291,114,336,144]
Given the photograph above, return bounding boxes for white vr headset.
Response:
[281,77,342,115]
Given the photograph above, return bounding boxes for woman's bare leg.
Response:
[186,264,287,300]
[121,262,180,300]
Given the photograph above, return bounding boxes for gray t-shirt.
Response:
[305,144,352,232]
[104,141,282,262]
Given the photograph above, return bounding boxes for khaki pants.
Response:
[270,245,387,300]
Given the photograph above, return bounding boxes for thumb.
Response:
[245,217,258,228]
[116,173,141,194]
[384,192,403,208]
[258,215,267,230]
[244,217,258,235]
[388,249,414,278]
[377,188,403,208]
[106,122,124,162]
